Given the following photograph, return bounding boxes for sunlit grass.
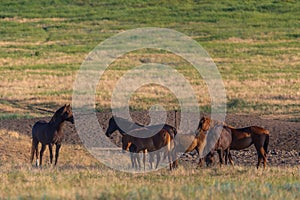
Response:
[0,162,299,199]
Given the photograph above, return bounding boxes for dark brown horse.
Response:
[105,116,177,139]
[105,116,178,169]
[203,125,232,167]
[122,127,176,170]
[30,104,74,166]
[199,117,270,169]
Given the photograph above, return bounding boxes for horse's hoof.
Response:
[35,160,39,167]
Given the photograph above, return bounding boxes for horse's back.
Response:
[32,120,47,134]
[249,126,269,135]
[32,120,52,144]
[236,126,269,136]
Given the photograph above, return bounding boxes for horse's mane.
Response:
[112,116,144,127]
[204,117,227,129]
[49,105,66,124]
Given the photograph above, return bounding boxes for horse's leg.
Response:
[39,144,46,166]
[149,152,154,169]
[54,143,61,165]
[166,149,173,170]
[133,153,140,169]
[143,150,146,171]
[196,146,203,168]
[35,141,40,167]
[171,148,178,169]
[227,151,234,166]
[48,144,53,165]
[254,141,266,169]
[130,152,135,168]
[224,148,229,165]
[217,149,223,167]
[137,153,141,169]
[198,158,204,168]
[155,152,161,169]
[263,151,267,169]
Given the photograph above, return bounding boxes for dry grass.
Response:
[0,17,66,23]
[0,129,299,199]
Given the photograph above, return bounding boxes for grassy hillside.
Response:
[0,0,299,119]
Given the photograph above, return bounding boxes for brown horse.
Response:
[30,104,74,166]
[105,116,178,169]
[199,117,270,169]
[122,127,176,170]
[204,125,232,167]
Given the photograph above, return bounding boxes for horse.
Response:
[122,127,176,170]
[199,117,270,169]
[105,116,178,169]
[105,116,177,139]
[184,128,208,167]
[30,104,74,166]
[203,125,232,167]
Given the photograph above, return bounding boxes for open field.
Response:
[0,0,299,199]
[0,0,299,120]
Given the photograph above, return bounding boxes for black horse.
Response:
[30,104,74,166]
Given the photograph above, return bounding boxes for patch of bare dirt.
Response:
[0,112,299,167]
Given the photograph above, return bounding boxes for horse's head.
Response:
[205,153,215,166]
[62,104,74,124]
[105,117,118,137]
[197,117,211,131]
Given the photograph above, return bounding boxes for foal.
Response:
[30,104,74,166]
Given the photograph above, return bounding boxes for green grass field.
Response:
[0,1,299,199]
[0,0,299,120]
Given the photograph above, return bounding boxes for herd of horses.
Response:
[30,105,270,170]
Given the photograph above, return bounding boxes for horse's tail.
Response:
[30,124,37,163]
[172,126,178,137]
[30,136,35,163]
[263,132,269,155]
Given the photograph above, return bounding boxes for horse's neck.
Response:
[57,122,65,132]
[116,118,143,135]
[49,116,65,131]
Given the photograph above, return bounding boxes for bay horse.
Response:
[199,117,270,169]
[30,104,74,166]
[105,116,177,139]
[105,116,178,169]
[122,127,176,170]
